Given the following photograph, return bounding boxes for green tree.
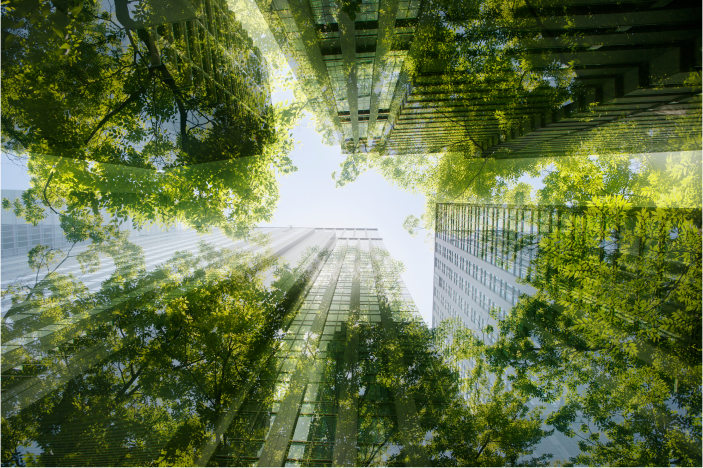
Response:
[442,198,702,466]
[1,238,319,466]
[2,0,302,234]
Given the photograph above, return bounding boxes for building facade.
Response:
[116,0,271,122]
[372,0,702,155]
[253,0,425,153]
[2,225,455,466]
[252,0,700,156]
[202,228,448,466]
[431,201,702,460]
[432,203,537,348]
[432,202,580,460]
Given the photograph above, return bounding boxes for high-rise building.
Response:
[432,203,536,349]
[2,226,455,467]
[1,189,188,260]
[1,226,333,367]
[116,0,271,122]
[369,0,702,156]
[253,0,426,153]
[432,203,579,460]
[201,228,446,467]
[252,0,700,156]
[431,201,702,460]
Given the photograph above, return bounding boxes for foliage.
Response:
[1,0,302,234]
[402,215,421,237]
[0,238,308,466]
[439,197,702,466]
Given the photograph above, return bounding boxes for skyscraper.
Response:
[431,201,702,460]
[374,0,702,156]
[116,0,271,123]
[252,0,700,156]
[432,203,536,350]
[253,0,426,153]
[2,225,456,467]
[201,228,449,467]
[1,227,333,375]
[431,203,587,461]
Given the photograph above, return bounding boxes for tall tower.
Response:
[253,0,425,153]
[116,0,271,120]
[202,228,448,466]
[377,0,702,156]
[432,203,536,351]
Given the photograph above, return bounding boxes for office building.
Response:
[201,229,446,466]
[253,0,425,153]
[373,0,702,155]
[431,201,702,459]
[116,0,271,122]
[2,225,453,467]
[432,203,537,348]
[1,226,332,366]
[1,189,189,260]
[432,203,585,461]
[252,0,700,156]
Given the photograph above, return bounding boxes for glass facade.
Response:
[207,234,448,466]
[432,204,539,346]
[254,0,423,152]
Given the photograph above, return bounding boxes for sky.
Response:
[260,108,436,324]
[229,0,439,323]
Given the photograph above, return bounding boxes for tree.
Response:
[1,0,302,235]
[441,197,702,466]
[367,245,554,467]
[1,238,321,466]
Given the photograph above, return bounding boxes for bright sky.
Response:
[259,110,436,324]
[0,0,440,326]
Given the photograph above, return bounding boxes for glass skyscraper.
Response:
[202,229,450,466]
[253,0,425,153]
[432,203,537,346]
[2,224,456,466]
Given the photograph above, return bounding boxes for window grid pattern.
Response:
[219,236,426,466]
[436,203,545,280]
[396,0,421,19]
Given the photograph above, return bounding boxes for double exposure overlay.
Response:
[1,0,701,467]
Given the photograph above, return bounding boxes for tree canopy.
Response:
[435,198,702,466]
[2,0,303,234]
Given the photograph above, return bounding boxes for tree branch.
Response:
[84,88,145,145]
[42,169,59,215]
[455,157,489,200]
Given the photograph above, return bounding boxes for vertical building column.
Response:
[257,243,348,467]
[368,0,400,141]
[279,0,343,134]
[338,12,359,146]
[332,241,361,465]
[196,232,332,466]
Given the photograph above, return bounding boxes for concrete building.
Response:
[115,0,271,121]
[432,203,537,347]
